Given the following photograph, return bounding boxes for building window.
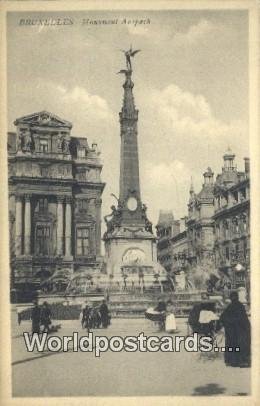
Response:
[240,214,247,232]
[39,139,48,153]
[39,198,48,213]
[232,191,238,204]
[225,246,230,260]
[78,148,86,158]
[243,240,247,260]
[77,199,88,212]
[240,188,246,200]
[232,217,239,234]
[36,225,50,255]
[76,227,90,256]
[223,221,229,239]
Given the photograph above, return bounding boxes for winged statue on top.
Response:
[117,46,141,74]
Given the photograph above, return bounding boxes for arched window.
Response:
[240,214,247,232]
[232,217,239,234]
[223,220,229,239]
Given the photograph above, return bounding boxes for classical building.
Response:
[186,168,215,268]
[8,111,105,292]
[103,54,167,287]
[213,150,250,289]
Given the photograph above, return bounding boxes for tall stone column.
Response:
[95,198,102,257]
[24,194,31,255]
[56,196,64,255]
[15,196,23,256]
[65,197,72,258]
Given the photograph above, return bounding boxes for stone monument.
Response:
[103,47,167,289]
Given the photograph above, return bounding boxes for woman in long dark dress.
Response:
[31,301,41,333]
[218,291,250,367]
[99,300,109,328]
[40,302,52,333]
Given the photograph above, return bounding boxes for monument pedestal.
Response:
[104,225,167,288]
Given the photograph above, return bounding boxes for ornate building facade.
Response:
[8,111,105,292]
[213,150,250,289]
[156,149,250,293]
[171,228,188,273]
[186,168,215,268]
[156,211,182,273]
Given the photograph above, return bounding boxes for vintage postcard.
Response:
[0,0,259,405]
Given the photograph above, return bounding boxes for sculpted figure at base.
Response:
[104,204,123,233]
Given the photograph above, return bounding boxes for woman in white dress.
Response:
[165,300,177,333]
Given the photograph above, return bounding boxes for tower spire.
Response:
[120,70,137,119]
[118,53,140,206]
[190,176,194,195]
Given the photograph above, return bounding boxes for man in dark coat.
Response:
[218,291,250,367]
[99,300,110,328]
[40,301,52,333]
[31,301,41,334]
[82,304,91,332]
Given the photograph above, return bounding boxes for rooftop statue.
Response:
[118,46,141,73]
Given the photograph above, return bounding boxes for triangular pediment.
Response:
[14,111,72,129]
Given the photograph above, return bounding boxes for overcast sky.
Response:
[7,10,249,228]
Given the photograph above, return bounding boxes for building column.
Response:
[24,194,31,255]
[95,198,102,257]
[15,196,23,256]
[65,197,72,258]
[56,196,64,255]
[89,198,96,256]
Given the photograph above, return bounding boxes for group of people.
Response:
[148,291,250,368]
[81,300,110,332]
[30,301,52,334]
[24,290,250,368]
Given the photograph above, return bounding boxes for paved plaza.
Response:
[11,311,250,397]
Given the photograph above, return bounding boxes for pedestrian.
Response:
[154,297,166,331]
[155,297,167,313]
[92,306,102,328]
[16,307,23,325]
[99,300,110,328]
[218,291,250,367]
[165,300,177,333]
[82,303,91,332]
[40,301,52,333]
[31,301,41,334]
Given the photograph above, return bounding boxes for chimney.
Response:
[244,157,250,174]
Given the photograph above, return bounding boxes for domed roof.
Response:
[223,146,235,160]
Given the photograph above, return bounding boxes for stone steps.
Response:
[108,290,221,318]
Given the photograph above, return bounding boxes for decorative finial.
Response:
[190,176,194,194]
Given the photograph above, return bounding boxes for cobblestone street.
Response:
[12,312,250,397]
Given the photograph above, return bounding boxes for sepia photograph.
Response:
[0,0,259,403]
